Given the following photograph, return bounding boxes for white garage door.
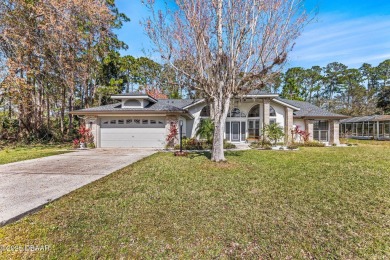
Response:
[100,117,166,148]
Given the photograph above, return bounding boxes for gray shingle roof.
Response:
[341,115,390,123]
[73,98,203,113]
[277,98,348,119]
[157,99,203,109]
[247,90,278,95]
[112,92,148,97]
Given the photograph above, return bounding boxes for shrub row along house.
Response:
[71,91,347,148]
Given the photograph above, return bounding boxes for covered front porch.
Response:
[198,98,296,143]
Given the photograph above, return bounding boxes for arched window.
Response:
[248,105,260,139]
[228,108,246,117]
[200,106,210,117]
[269,106,277,124]
[270,106,276,117]
[248,105,260,117]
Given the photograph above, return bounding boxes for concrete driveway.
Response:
[0,148,156,226]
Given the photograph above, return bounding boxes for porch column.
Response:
[262,99,270,126]
[376,121,380,139]
[329,120,340,145]
[96,118,101,148]
[305,120,314,141]
[284,107,294,143]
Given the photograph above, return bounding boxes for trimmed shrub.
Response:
[287,144,299,150]
[296,141,325,147]
[249,139,272,149]
[263,144,272,150]
[174,138,236,150]
[223,140,236,149]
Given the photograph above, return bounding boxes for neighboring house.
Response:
[71,91,347,148]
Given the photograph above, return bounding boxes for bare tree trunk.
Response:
[211,92,231,162]
[67,94,73,135]
[210,0,228,162]
[8,96,12,118]
[46,91,50,130]
[60,86,66,135]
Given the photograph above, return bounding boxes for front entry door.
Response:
[231,122,240,141]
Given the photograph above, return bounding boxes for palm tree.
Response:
[264,123,284,145]
[196,118,214,144]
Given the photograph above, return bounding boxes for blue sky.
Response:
[115,0,390,69]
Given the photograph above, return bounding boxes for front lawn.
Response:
[0,145,71,165]
[0,144,389,258]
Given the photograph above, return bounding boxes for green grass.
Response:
[1,143,389,258]
[341,138,390,146]
[0,145,71,165]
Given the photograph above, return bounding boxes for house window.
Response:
[269,106,277,124]
[270,106,276,117]
[225,122,231,141]
[110,120,116,125]
[150,120,156,124]
[102,120,109,125]
[134,119,141,124]
[228,108,246,117]
[248,120,260,139]
[158,120,164,125]
[118,119,124,125]
[248,105,260,117]
[200,106,210,117]
[313,120,329,141]
[248,105,260,139]
[142,119,148,124]
[126,119,132,124]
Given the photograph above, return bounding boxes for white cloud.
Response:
[288,13,390,68]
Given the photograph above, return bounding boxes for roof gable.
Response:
[277,98,347,119]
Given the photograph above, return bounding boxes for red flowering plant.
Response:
[166,121,178,148]
[72,124,95,148]
[293,126,310,143]
[72,139,80,149]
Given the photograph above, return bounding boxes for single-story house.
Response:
[71,91,347,148]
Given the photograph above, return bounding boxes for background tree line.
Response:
[274,60,390,116]
[0,0,190,143]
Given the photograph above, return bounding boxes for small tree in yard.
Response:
[264,123,284,145]
[196,118,215,144]
[144,0,308,161]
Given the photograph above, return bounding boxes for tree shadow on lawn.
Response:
[188,150,244,160]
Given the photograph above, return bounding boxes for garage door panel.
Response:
[101,140,165,148]
[100,127,166,148]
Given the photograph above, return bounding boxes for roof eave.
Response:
[182,99,206,109]
[271,98,300,110]
[111,95,158,103]
[70,110,187,115]
[243,94,279,98]
[295,115,349,119]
